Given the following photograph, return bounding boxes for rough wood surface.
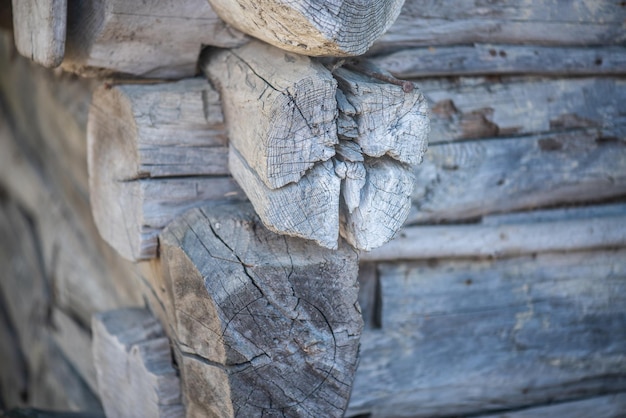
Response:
[11,0,66,67]
[92,308,184,418]
[349,249,626,417]
[204,41,338,189]
[374,0,626,52]
[87,79,243,261]
[363,204,626,261]
[158,203,362,417]
[409,129,626,224]
[207,0,404,56]
[422,76,626,144]
[372,45,626,78]
[62,0,246,78]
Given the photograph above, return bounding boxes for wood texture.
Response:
[372,45,626,78]
[408,129,626,224]
[11,0,66,67]
[92,308,184,418]
[364,204,626,261]
[374,0,626,52]
[62,0,246,78]
[207,0,404,56]
[204,41,338,189]
[348,250,626,417]
[87,79,243,261]
[159,203,362,417]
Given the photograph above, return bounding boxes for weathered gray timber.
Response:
[88,79,243,261]
[158,203,362,417]
[409,129,626,224]
[92,308,184,418]
[62,0,246,78]
[363,204,626,261]
[374,0,626,52]
[348,250,626,417]
[206,0,404,56]
[422,77,626,143]
[372,45,626,78]
[477,393,626,418]
[11,0,66,67]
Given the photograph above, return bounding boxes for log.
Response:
[11,0,66,67]
[204,41,338,189]
[87,79,244,261]
[363,204,626,261]
[206,0,404,56]
[374,0,626,52]
[348,249,626,417]
[92,308,184,418]
[158,203,362,417]
[62,0,246,78]
[372,45,626,78]
[408,129,626,224]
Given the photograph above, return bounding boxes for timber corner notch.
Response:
[203,41,430,252]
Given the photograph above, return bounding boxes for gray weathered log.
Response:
[62,0,246,78]
[363,204,626,261]
[408,129,626,224]
[373,0,626,52]
[206,0,404,56]
[372,45,626,78]
[159,203,362,417]
[230,147,341,249]
[87,79,243,261]
[349,249,626,417]
[92,308,184,418]
[204,41,338,189]
[11,0,66,67]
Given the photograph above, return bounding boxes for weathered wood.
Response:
[207,0,404,56]
[374,0,626,52]
[230,147,341,249]
[421,76,626,144]
[348,250,626,417]
[408,129,626,224]
[204,41,338,189]
[62,0,246,78]
[372,45,626,78]
[92,308,184,418]
[11,0,66,67]
[477,393,626,418]
[363,204,626,261]
[87,79,243,261]
[159,203,362,417]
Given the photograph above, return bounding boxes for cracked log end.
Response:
[206,0,405,56]
[159,202,362,417]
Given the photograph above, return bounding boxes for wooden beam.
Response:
[11,0,66,67]
[206,0,404,56]
[158,203,362,416]
[62,0,246,78]
[87,79,244,261]
[92,308,184,417]
[349,249,626,416]
[372,45,626,78]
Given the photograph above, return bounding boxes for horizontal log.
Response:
[207,0,403,56]
[62,0,246,78]
[372,45,626,78]
[408,129,626,224]
[158,203,362,417]
[421,76,626,144]
[11,0,66,67]
[349,249,626,417]
[92,308,184,418]
[374,0,626,52]
[363,204,626,261]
